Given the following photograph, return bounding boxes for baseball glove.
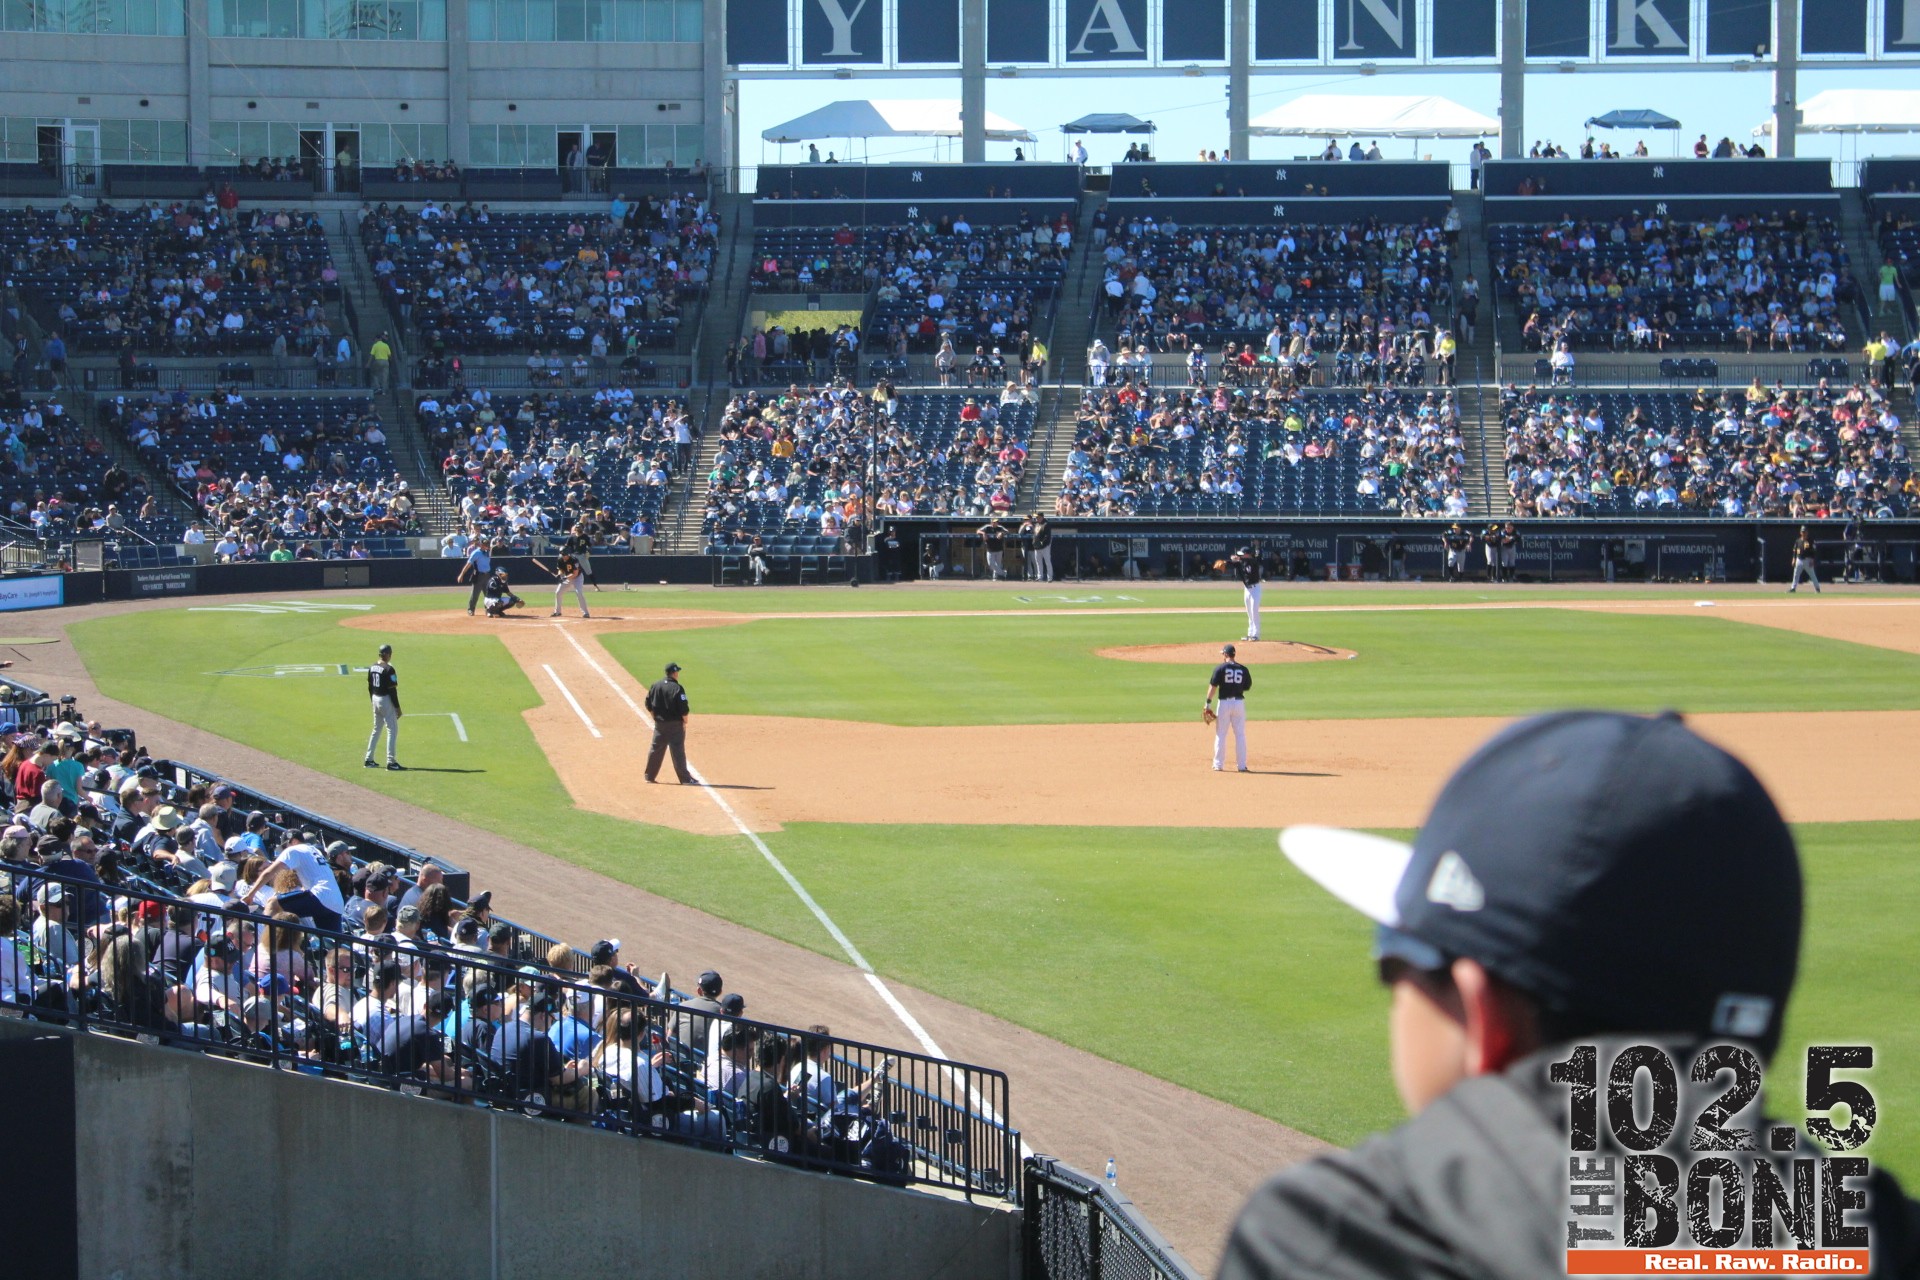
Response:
[1212,559,1227,572]
[1202,708,1217,726]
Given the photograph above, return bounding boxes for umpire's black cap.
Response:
[1280,711,1802,1052]
[664,661,681,673]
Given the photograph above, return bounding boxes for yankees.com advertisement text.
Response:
[1558,1044,1880,1275]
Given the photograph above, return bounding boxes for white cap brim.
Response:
[1279,825,1415,927]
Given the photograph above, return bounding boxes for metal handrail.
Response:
[1024,1156,1199,1280]
[4,866,1018,1203]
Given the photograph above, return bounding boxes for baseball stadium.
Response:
[6,1,1920,1275]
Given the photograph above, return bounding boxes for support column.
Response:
[446,0,471,166]
[186,0,211,165]
[1228,0,1249,160]
[1771,0,1798,158]
[706,0,731,186]
[961,0,986,162]
[1498,0,1524,160]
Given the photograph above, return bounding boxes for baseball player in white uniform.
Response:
[1205,643,1253,772]
[1231,547,1263,640]
[364,643,403,770]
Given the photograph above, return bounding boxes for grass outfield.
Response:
[66,592,1920,1175]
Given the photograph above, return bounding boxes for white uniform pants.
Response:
[1790,557,1821,592]
[1243,583,1262,638]
[554,576,590,613]
[984,550,1003,579]
[1034,545,1053,581]
[1213,699,1247,770]
[366,695,399,763]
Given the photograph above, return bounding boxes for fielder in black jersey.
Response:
[1231,546,1264,640]
[1206,643,1254,772]
[1442,524,1472,582]
[364,643,403,770]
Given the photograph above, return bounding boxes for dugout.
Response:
[896,518,1920,585]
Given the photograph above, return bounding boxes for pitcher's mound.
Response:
[1098,640,1356,665]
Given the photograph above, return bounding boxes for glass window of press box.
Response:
[208,0,447,38]
[468,123,701,168]
[209,121,449,166]
[468,0,700,40]
[3,118,190,165]
[2,0,185,33]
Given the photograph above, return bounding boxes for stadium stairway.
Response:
[1842,187,1915,345]
[1459,382,1506,520]
[653,194,756,556]
[324,211,402,374]
[1450,190,1499,381]
[1012,195,1104,513]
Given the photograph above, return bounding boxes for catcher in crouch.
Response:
[481,568,525,618]
[1203,642,1254,772]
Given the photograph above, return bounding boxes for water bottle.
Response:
[1105,1157,1118,1191]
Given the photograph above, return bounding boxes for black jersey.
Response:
[367,660,399,702]
[645,677,689,721]
[556,554,581,578]
[1031,520,1053,550]
[1210,661,1253,700]
[1444,531,1472,552]
[981,524,1007,551]
[1237,556,1263,588]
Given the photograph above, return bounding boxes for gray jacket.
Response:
[1219,1041,1920,1279]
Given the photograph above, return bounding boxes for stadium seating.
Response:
[1097,217,1454,358]
[0,205,337,356]
[0,394,168,539]
[1500,383,1914,518]
[1490,211,1858,353]
[700,387,1034,546]
[360,195,716,355]
[748,217,1068,359]
[1060,384,1466,518]
[427,387,686,547]
[103,391,415,547]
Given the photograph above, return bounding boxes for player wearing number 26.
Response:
[1219,711,1920,1280]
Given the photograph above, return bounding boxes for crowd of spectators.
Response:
[3,201,337,356]
[1501,379,1915,518]
[421,383,688,549]
[1494,210,1858,353]
[749,213,1068,358]
[359,192,717,355]
[0,705,904,1167]
[1059,383,1467,518]
[0,392,167,540]
[1097,215,1456,359]
[700,382,1033,544]
[101,389,415,550]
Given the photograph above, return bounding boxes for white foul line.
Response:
[547,624,1024,1151]
[540,663,602,739]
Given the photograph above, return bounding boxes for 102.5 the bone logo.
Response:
[1553,1042,1879,1273]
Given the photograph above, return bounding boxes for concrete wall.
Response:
[0,1020,1020,1280]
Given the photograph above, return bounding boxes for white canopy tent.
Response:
[1751,89,1920,136]
[1249,94,1499,141]
[762,100,1036,161]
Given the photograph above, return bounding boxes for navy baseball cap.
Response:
[1280,711,1802,1052]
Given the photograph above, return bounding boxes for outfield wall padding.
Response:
[0,1019,1020,1280]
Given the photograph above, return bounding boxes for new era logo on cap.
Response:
[1424,851,1484,913]
[1711,994,1776,1040]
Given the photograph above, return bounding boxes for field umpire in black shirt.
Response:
[644,661,694,784]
